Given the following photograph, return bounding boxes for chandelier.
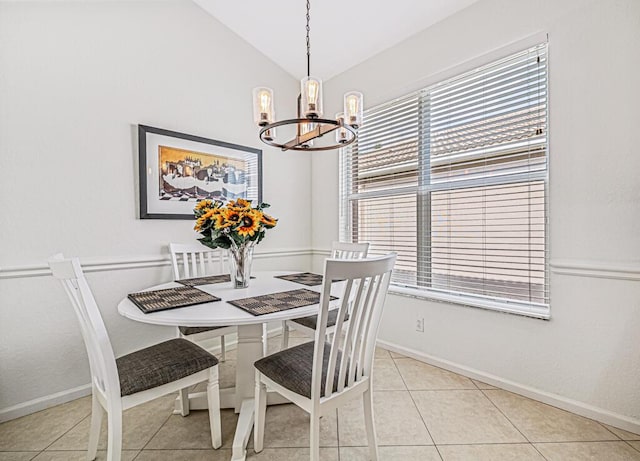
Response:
[252,0,363,151]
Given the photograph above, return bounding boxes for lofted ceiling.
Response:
[193,0,479,81]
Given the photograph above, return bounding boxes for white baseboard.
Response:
[0,383,92,423]
[376,339,640,435]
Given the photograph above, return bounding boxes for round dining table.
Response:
[117,270,342,461]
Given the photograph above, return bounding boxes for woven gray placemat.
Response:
[128,286,220,314]
[228,288,337,316]
[176,274,231,287]
[274,272,324,286]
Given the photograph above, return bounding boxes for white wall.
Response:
[0,0,310,416]
[312,0,640,427]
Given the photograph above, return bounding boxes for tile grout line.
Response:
[533,440,639,445]
[484,387,631,439]
[40,407,93,453]
[391,350,454,460]
[388,352,409,392]
[335,407,341,461]
[393,353,444,461]
[136,407,175,456]
[405,390,444,461]
[429,441,579,446]
[478,388,549,461]
[624,440,640,454]
[481,389,628,443]
[387,349,438,450]
[595,420,629,441]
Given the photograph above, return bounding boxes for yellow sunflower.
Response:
[237,210,262,237]
[194,215,207,231]
[212,212,230,229]
[194,208,220,231]
[260,213,277,228]
[235,198,251,209]
[213,208,240,230]
[195,199,213,211]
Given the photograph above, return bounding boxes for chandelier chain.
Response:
[306,0,311,77]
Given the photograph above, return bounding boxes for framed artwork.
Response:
[138,125,262,219]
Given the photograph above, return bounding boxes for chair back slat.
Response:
[324,280,354,394]
[356,273,385,379]
[348,274,377,384]
[49,256,121,401]
[330,241,369,260]
[169,243,226,280]
[312,254,396,402]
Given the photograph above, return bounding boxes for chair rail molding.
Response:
[0,248,313,280]
[550,259,640,281]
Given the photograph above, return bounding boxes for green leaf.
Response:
[197,237,218,250]
[213,236,232,249]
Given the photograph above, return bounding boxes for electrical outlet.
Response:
[415,317,424,332]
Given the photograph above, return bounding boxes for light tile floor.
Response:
[1,332,639,461]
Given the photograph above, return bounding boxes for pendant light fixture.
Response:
[252,0,363,151]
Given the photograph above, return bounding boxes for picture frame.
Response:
[138,125,262,219]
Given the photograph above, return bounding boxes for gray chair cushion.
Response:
[179,325,230,336]
[254,341,347,399]
[116,338,218,396]
[291,309,349,330]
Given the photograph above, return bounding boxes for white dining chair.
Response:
[169,243,269,357]
[48,255,222,461]
[170,243,269,415]
[254,253,396,461]
[281,241,370,349]
[169,243,238,362]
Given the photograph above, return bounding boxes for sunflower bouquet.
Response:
[193,198,277,250]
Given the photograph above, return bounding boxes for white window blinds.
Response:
[340,43,549,316]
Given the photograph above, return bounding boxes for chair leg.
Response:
[207,367,222,449]
[106,407,122,461]
[87,392,103,461]
[281,321,289,350]
[363,388,379,461]
[220,335,226,362]
[253,370,267,453]
[310,414,321,461]
[178,388,190,416]
[262,323,268,356]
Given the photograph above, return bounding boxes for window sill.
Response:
[388,285,550,320]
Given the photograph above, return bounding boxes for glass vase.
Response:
[228,240,255,288]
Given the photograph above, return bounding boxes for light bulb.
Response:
[344,91,363,128]
[259,91,271,113]
[301,77,323,118]
[347,96,358,117]
[252,87,274,126]
[307,81,319,104]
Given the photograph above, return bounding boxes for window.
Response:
[340,43,549,318]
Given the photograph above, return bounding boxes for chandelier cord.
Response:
[306,0,311,77]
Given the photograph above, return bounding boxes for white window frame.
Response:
[339,35,550,319]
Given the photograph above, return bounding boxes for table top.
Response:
[117,270,342,327]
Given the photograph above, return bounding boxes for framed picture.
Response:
[138,125,262,219]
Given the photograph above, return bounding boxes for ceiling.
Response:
[193,0,479,81]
